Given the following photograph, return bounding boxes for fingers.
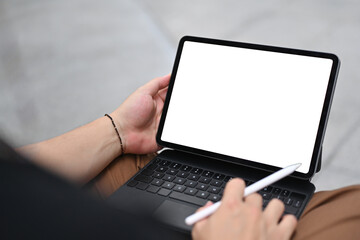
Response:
[193,201,213,230]
[143,74,170,96]
[158,87,168,102]
[263,199,297,239]
[263,199,285,227]
[244,193,262,209]
[196,201,213,213]
[221,178,245,207]
[156,144,163,151]
[193,178,297,240]
[277,214,297,239]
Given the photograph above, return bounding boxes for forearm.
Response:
[18,116,121,184]
[17,75,170,185]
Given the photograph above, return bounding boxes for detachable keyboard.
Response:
[127,158,305,216]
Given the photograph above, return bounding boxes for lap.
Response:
[293,184,360,240]
[88,153,155,198]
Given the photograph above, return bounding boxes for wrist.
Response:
[103,114,125,156]
[109,110,137,155]
[104,114,125,155]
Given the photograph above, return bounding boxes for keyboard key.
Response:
[213,173,225,181]
[284,205,298,215]
[177,171,189,178]
[208,194,221,202]
[262,186,273,193]
[263,200,269,208]
[136,182,148,190]
[151,179,164,186]
[272,188,282,195]
[281,190,290,197]
[202,171,214,177]
[208,186,220,194]
[190,168,203,175]
[158,188,171,197]
[289,193,305,208]
[275,195,285,201]
[294,200,302,208]
[141,169,154,176]
[261,192,272,200]
[156,166,168,173]
[184,188,198,196]
[153,172,165,179]
[162,175,175,182]
[159,160,171,166]
[224,176,234,182]
[173,177,186,184]
[210,179,223,187]
[196,191,210,199]
[173,185,186,193]
[146,164,158,171]
[166,169,179,175]
[285,198,294,206]
[196,183,209,191]
[127,180,138,187]
[290,192,306,200]
[134,175,153,183]
[199,176,211,184]
[180,165,192,172]
[162,182,175,190]
[188,174,200,181]
[169,192,207,206]
[147,185,160,194]
[185,180,197,188]
[154,158,161,164]
[169,162,181,169]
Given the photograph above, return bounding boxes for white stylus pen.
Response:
[185,163,302,226]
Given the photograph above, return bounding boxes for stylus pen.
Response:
[185,163,302,226]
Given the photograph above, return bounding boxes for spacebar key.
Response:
[169,192,207,206]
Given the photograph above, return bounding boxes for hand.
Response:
[192,178,297,240]
[111,74,170,154]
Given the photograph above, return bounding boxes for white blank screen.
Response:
[161,41,333,174]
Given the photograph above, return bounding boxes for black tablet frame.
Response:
[156,36,340,180]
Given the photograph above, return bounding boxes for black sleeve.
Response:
[0,139,168,240]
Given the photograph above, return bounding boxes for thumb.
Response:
[142,74,170,96]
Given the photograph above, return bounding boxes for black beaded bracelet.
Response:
[104,114,124,155]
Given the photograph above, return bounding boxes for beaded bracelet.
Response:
[104,114,124,155]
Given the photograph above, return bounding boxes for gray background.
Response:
[0,0,359,191]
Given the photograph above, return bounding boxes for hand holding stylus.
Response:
[185,163,301,226]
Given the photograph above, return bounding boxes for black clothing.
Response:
[0,139,165,240]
